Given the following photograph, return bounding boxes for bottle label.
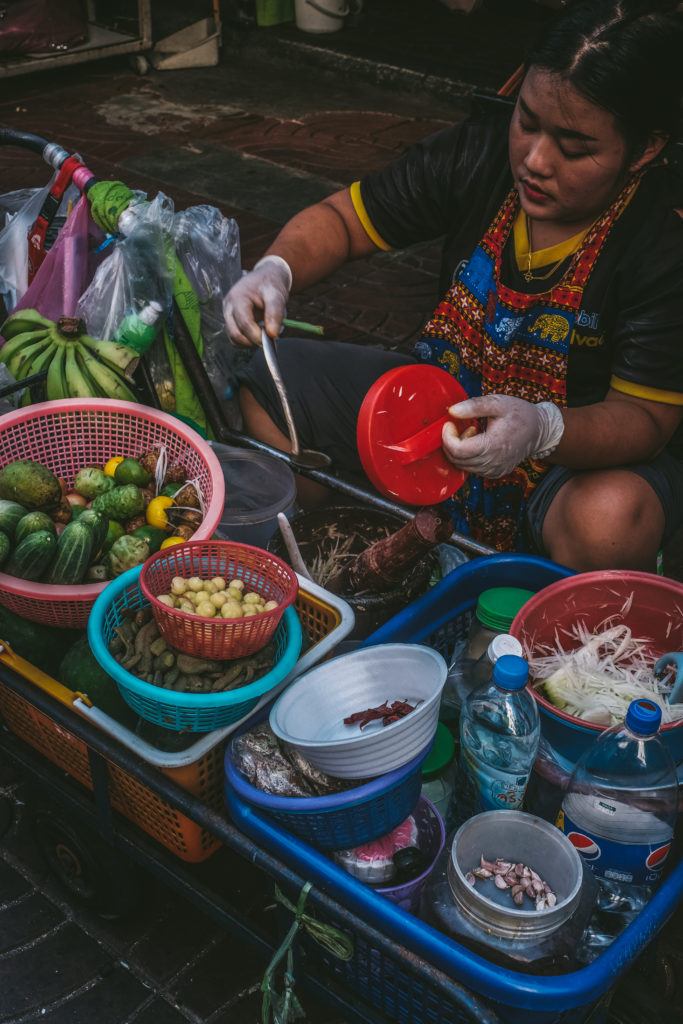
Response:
[463,748,528,811]
[558,810,672,886]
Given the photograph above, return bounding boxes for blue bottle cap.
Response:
[625,698,662,736]
[493,654,529,691]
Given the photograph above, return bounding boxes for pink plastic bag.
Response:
[13,195,107,322]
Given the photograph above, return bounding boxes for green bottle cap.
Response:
[421,722,455,780]
[475,587,535,632]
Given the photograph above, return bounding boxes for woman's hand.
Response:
[442,395,565,477]
[223,255,292,347]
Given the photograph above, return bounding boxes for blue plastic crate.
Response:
[225,555,683,1024]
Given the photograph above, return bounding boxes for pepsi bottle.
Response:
[558,699,678,959]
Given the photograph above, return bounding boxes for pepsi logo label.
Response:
[646,843,671,869]
[567,832,601,859]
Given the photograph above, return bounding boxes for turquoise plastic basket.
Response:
[88,566,303,732]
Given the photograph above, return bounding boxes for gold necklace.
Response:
[524,215,571,284]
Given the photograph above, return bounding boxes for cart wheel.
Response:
[128,53,149,75]
[29,806,142,918]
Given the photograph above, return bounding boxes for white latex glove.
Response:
[222,255,292,347]
[442,394,565,478]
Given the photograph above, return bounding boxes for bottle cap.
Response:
[493,654,529,691]
[487,634,524,663]
[139,301,163,326]
[422,722,455,780]
[117,207,137,235]
[625,698,662,736]
[475,587,535,632]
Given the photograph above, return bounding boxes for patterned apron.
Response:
[415,180,640,551]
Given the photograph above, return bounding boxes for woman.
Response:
[223,0,683,571]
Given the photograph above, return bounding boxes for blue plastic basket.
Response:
[88,566,303,733]
[224,705,430,851]
[225,555,683,1024]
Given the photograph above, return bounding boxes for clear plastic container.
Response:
[465,586,534,661]
[210,443,297,549]
[559,698,679,960]
[422,810,598,974]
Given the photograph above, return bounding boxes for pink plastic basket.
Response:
[140,540,299,660]
[0,399,225,629]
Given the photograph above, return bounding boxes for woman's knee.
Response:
[541,469,664,570]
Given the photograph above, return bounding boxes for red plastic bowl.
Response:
[510,570,683,763]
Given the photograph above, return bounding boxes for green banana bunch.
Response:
[0,310,140,403]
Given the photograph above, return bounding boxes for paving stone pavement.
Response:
[0,6,682,1020]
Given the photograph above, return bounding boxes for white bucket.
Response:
[294,0,349,33]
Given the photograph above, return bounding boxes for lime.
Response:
[114,457,152,488]
[132,524,167,554]
[102,519,124,554]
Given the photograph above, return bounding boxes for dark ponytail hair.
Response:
[525,2,683,157]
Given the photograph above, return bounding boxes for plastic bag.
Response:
[76,192,175,341]
[0,0,88,55]
[172,204,242,399]
[333,814,420,885]
[12,193,107,322]
[0,175,67,317]
[232,723,353,797]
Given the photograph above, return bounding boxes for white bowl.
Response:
[269,643,447,778]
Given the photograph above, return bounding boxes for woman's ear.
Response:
[629,133,669,174]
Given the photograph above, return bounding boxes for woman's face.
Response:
[509,68,637,228]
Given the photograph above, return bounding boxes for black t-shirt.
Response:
[359,113,683,451]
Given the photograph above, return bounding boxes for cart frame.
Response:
[0,657,504,1024]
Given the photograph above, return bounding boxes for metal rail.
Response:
[0,658,502,1024]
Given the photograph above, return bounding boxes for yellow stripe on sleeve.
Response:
[610,375,683,405]
[350,181,392,251]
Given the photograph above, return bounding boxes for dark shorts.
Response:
[526,455,683,554]
[236,338,416,475]
[237,338,683,550]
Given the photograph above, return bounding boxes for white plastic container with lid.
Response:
[455,633,524,712]
[441,633,524,730]
[465,587,534,661]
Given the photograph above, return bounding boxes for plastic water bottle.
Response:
[448,654,540,829]
[558,698,678,958]
[114,301,164,355]
[441,634,523,732]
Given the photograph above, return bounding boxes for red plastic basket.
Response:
[139,540,299,659]
[0,399,225,629]
[510,569,683,762]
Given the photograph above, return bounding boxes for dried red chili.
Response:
[343,699,421,729]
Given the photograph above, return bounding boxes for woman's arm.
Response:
[224,188,379,346]
[266,188,381,290]
[550,389,683,468]
[442,388,683,479]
